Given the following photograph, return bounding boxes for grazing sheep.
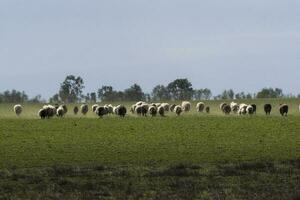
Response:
[205,106,210,114]
[92,104,99,112]
[54,104,59,110]
[38,108,47,119]
[148,106,157,117]
[136,101,146,106]
[105,104,114,114]
[264,104,272,115]
[251,104,257,114]
[246,105,254,115]
[157,106,165,116]
[130,104,137,114]
[222,104,231,115]
[113,106,119,114]
[44,105,56,118]
[230,102,239,114]
[135,105,147,116]
[95,106,108,117]
[238,104,248,115]
[61,104,68,114]
[196,102,205,112]
[279,104,288,116]
[181,101,191,112]
[169,104,176,112]
[141,103,149,112]
[116,105,127,117]
[56,106,65,117]
[161,103,170,112]
[38,105,56,119]
[174,105,182,116]
[13,104,23,116]
[73,106,79,115]
[154,103,161,107]
[80,104,89,115]
[220,103,227,111]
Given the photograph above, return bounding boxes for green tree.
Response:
[193,88,212,100]
[98,86,116,102]
[167,78,193,100]
[151,85,170,101]
[124,84,144,101]
[202,88,212,100]
[220,89,234,99]
[90,92,97,103]
[256,88,283,98]
[59,75,84,103]
[49,94,60,103]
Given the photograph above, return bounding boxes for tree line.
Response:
[0,75,299,103]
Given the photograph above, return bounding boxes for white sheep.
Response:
[238,104,248,115]
[136,101,146,106]
[148,105,157,117]
[157,106,165,116]
[230,102,239,114]
[80,104,89,115]
[104,104,114,114]
[56,106,65,117]
[45,105,56,117]
[13,104,23,116]
[96,106,109,117]
[115,105,127,117]
[38,105,56,119]
[161,103,170,112]
[196,102,205,112]
[130,104,137,114]
[92,104,99,112]
[181,101,191,112]
[246,105,254,115]
[174,105,183,116]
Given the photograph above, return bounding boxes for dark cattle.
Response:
[279,104,288,116]
[264,104,272,115]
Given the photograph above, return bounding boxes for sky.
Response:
[0,0,299,100]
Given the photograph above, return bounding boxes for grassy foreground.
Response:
[0,113,299,199]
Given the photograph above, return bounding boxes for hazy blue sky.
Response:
[1,0,299,99]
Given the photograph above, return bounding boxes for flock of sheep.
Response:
[219,102,289,116]
[33,104,127,119]
[12,101,293,118]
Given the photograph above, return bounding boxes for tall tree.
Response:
[124,84,144,101]
[151,85,170,101]
[256,88,283,98]
[220,89,235,99]
[90,92,97,103]
[98,85,115,102]
[59,75,84,103]
[167,78,193,100]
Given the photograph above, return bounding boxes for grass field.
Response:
[0,99,299,199]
